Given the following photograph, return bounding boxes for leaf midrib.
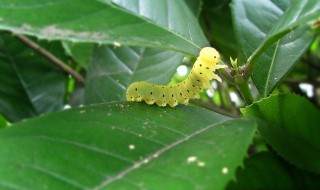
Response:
[108,1,203,52]
[263,40,280,97]
[93,119,231,189]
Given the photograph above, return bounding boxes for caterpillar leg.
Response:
[144,97,156,105]
[168,99,178,107]
[215,65,228,69]
[155,99,168,107]
[182,98,189,105]
[212,74,222,82]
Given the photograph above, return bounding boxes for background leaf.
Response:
[241,94,320,174]
[0,114,9,129]
[84,46,183,104]
[0,0,208,56]
[62,42,94,70]
[227,152,295,189]
[184,0,202,17]
[0,32,68,122]
[0,102,256,190]
[252,26,314,97]
[201,0,239,59]
[227,152,320,189]
[231,0,316,96]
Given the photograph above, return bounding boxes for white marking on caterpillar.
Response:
[126,47,227,107]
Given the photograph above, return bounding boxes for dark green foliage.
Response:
[0,0,319,189]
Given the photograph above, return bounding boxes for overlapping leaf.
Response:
[0,0,208,56]
[242,94,320,174]
[0,102,256,190]
[231,0,318,96]
[227,152,320,189]
[0,32,68,122]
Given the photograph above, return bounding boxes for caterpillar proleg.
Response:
[126,47,227,107]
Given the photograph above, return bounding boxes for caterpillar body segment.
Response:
[126,47,227,107]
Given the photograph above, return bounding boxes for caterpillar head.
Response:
[199,47,220,63]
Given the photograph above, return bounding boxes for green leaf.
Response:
[253,26,314,97]
[241,94,320,174]
[62,42,94,70]
[0,102,256,189]
[227,151,320,190]
[231,0,290,61]
[227,152,295,189]
[231,0,317,96]
[0,114,9,129]
[0,32,68,122]
[202,0,239,59]
[184,0,202,17]
[84,46,183,104]
[233,0,319,60]
[0,0,208,56]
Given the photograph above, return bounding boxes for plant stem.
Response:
[14,33,85,85]
[219,67,235,84]
[236,79,253,105]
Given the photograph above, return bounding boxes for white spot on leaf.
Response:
[113,41,121,48]
[129,144,135,150]
[187,156,197,163]
[222,167,229,174]
[197,162,206,167]
[21,23,32,30]
[63,105,71,109]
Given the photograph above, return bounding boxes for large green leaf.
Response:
[202,0,239,59]
[0,0,208,56]
[232,0,288,61]
[0,32,68,122]
[84,46,183,104]
[0,114,9,129]
[227,152,320,189]
[227,152,295,189]
[241,94,320,174]
[184,0,202,17]
[231,0,317,96]
[252,26,314,97]
[0,102,256,190]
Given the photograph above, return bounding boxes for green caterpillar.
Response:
[126,47,227,107]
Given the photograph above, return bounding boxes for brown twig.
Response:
[190,99,239,118]
[13,33,85,84]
